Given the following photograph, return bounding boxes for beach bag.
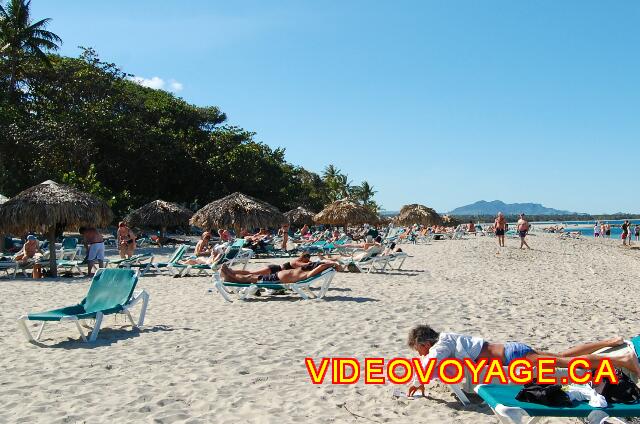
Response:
[594,368,640,404]
[516,382,572,407]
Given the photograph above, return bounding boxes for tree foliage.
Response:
[0,1,379,221]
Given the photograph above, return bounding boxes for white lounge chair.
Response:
[212,268,336,302]
[339,245,389,273]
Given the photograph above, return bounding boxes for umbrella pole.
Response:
[0,233,4,254]
[161,226,167,238]
[48,227,57,277]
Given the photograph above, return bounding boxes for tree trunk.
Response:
[48,227,57,277]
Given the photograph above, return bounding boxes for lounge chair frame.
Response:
[17,269,149,343]
[212,268,336,302]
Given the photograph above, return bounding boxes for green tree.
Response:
[322,164,351,201]
[0,0,61,102]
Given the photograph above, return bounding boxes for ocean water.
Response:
[535,219,640,239]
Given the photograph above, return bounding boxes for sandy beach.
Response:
[2,233,640,423]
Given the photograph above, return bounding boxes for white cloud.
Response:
[129,76,183,92]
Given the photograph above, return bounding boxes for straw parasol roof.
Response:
[284,207,316,227]
[125,200,192,233]
[393,204,443,227]
[0,194,7,204]
[442,214,460,227]
[190,192,286,231]
[313,199,378,226]
[0,180,113,276]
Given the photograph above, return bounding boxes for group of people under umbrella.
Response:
[1,182,438,278]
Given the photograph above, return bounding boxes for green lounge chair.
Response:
[145,244,188,276]
[17,268,149,343]
[212,268,336,302]
[475,383,635,424]
[111,253,155,275]
[0,259,18,279]
[178,239,253,277]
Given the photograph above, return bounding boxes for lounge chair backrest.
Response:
[232,239,246,248]
[168,245,187,263]
[62,237,78,250]
[82,269,138,314]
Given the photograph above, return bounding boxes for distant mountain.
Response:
[449,200,574,216]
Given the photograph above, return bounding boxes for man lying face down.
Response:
[406,324,640,397]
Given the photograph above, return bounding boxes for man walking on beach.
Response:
[494,212,506,247]
[622,220,630,246]
[517,213,531,249]
[80,227,105,276]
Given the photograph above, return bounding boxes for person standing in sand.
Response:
[517,213,531,249]
[621,220,630,246]
[116,221,136,259]
[635,224,640,242]
[494,212,506,247]
[79,227,104,276]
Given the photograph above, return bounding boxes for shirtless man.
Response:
[517,213,531,249]
[79,227,105,276]
[220,261,336,284]
[494,212,507,247]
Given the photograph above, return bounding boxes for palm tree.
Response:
[322,164,341,182]
[354,181,376,205]
[0,0,62,100]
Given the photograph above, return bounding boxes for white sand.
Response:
[1,234,640,423]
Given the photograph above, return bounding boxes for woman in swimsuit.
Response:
[117,222,136,259]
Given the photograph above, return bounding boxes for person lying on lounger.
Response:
[239,252,344,275]
[220,261,336,284]
[406,324,640,397]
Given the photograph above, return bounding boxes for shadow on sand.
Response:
[31,324,196,349]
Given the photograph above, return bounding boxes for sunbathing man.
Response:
[494,212,507,247]
[406,324,640,397]
[14,235,43,265]
[79,227,105,276]
[234,252,344,275]
[220,261,336,284]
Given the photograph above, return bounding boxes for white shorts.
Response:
[87,242,105,261]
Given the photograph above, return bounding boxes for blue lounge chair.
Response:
[475,383,635,424]
[17,268,149,343]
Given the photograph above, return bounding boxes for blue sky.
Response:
[36,1,639,213]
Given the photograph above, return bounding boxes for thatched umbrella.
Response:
[0,180,113,276]
[125,200,192,237]
[284,207,315,228]
[442,214,460,227]
[190,192,286,232]
[394,204,443,227]
[313,199,378,228]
